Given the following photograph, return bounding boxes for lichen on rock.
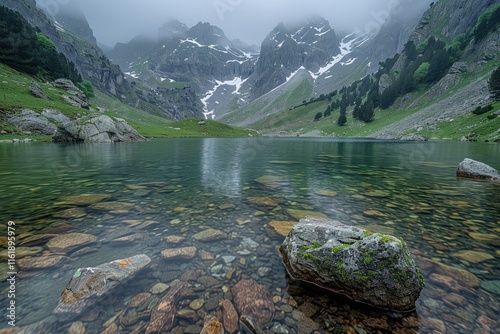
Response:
[279,217,424,312]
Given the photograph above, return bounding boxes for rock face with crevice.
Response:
[279,217,424,312]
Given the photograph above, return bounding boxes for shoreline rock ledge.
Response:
[457,158,500,181]
[279,217,424,312]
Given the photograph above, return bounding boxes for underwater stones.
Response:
[193,228,227,242]
[255,175,287,189]
[53,254,151,320]
[247,196,279,209]
[53,208,87,219]
[189,298,204,310]
[279,217,424,312]
[418,258,481,288]
[364,190,391,198]
[468,232,500,246]
[232,279,275,328]
[221,299,239,334]
[19,234,56,247]
[200,315,224,334]
[315,189,338,197]
[17,255,68,270]
[56,194,111,206]
[480,280,500,295]
[47,233,97,253]
[457,158,500,181]
[164,235,186,244]
[452,250,494,263]
[150,283,169,295]
[286,209,328,221]
[363,210,388,218]
[90,201,134,213]
[161,247,197,261]
[269,221,297,237]
[146,281,189,334]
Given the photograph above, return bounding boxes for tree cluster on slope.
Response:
[0,5,81,83]
[321,4,498,126]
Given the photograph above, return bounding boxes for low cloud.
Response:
[48,0,431,46]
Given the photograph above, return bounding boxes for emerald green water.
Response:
[0,138,499,333]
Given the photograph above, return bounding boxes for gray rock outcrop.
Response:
[53,254,151,320]
[53,114,146,143]
[8,109,57,135]
[457,158,500,181]
[29,80,47,99]
[279,217,424,312]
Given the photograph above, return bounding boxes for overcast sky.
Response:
[53,0,428,47]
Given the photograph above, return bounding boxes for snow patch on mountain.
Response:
[201,77,248,119]
[309,33,370,79]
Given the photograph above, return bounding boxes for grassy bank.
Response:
[0,63,258,141]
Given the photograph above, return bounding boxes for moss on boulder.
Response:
[279,217,424,312]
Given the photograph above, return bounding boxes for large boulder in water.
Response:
[53,114,146,143]
[279,217,424,312]
[456,158,500,181]
[53,254,151,320]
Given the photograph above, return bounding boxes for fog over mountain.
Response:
[41,0,432,47]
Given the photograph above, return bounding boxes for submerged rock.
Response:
[279,217,424,312]
[200,315,224,334]
[47,233,97,253]
[457,158,500,181]
[53,254,151,320]
[192,228,227,242]
[17,255,68,270]
[232,279,275,328]
[146,281,189,334]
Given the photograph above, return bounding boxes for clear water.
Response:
[0,138,499,333]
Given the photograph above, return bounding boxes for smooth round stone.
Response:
[189,298,204,310]
[452,250,494,263]
[150,283,169,294]
[161,247,197,260]
[170,219,181,225]
[47,233,97,253]
[192,228,227,242]
[18,255,67,270]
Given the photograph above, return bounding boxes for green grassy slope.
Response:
[0,63,258,141]
[221,71,314,126]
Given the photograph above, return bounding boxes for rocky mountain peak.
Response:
[187,22,231,47]
[252,16,339,98]
[39,1,97,45]
[158,19,188,41]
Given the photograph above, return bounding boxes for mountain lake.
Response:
[0,138,499,333]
